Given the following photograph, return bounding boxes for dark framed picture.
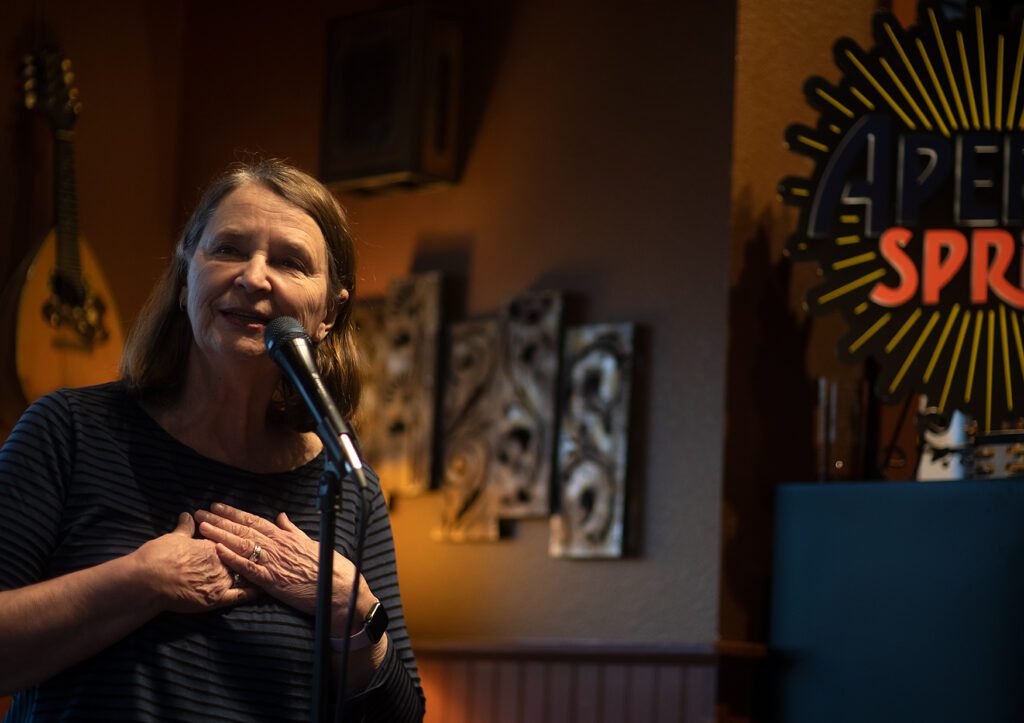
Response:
[321,4,461,191]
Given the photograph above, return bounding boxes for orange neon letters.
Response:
[869,227,1024,307]
[971,229,1024,306]
[870,226,918,306]
[922,230,968,304]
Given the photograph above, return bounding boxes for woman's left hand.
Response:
[195,502,374,639]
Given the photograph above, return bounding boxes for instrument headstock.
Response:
[22,49,82,131]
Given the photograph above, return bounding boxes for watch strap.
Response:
[330,600,387,652]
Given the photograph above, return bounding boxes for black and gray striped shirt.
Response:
[0,382,424,721]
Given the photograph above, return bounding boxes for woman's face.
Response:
[182,183,345,365]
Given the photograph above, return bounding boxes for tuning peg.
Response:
[24,93,36,110]
[61,58,72,71]
[24,78,36,91]
[63,71,75,85]
[72,102,83,114]
[68,88,79,100]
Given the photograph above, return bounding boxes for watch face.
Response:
[366,601,389,642]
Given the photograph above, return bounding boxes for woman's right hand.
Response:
[132,512,258,613]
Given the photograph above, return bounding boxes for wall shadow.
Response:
[720,197,816,643]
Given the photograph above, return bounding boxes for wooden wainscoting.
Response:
[415,640,763,723]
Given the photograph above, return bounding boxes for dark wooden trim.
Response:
[413,639,767,664]
[715,639,768,658]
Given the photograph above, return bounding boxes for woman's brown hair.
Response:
[120,159,359,429]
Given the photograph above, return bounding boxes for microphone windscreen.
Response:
[264,316,308,352]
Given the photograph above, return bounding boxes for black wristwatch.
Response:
[332,600,388,652]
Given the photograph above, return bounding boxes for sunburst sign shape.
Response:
[782,1,1024,432]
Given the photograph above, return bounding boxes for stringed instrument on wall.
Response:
[12,49,123,405]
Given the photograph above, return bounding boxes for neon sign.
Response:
[783,2,1024,431]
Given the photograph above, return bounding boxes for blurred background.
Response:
[3,1,994,721]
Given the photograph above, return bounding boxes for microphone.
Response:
[264,316,363,475]
[266,317,371,717]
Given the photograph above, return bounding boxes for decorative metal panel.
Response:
[493,291,563,517]
[437,318,502,541]
[550,323,635,558]
[437,290,565,541]
[373,272,442,497]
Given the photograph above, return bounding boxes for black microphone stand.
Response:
[311,428,369,723]
[312,458,342,723]
[263,319,368,723]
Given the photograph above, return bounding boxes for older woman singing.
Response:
[0,160,424,722]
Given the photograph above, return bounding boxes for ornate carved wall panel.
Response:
[437,319,502,541]
[550,323,635,558]
[437,291,564,541]
[373,273,442,497]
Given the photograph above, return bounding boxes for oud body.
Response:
[15,230,124,403]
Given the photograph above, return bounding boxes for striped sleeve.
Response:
[342,640,425,722]
[0,392,75,590]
